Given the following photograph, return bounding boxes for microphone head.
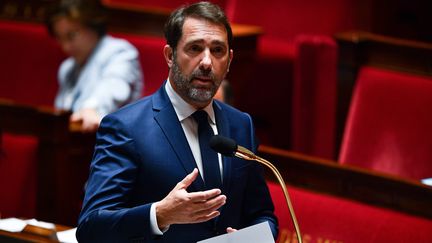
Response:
[209,135,238,157]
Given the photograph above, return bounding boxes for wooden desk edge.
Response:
[0,222,72,243]
[258,144,432,219]
[335,31,432,50]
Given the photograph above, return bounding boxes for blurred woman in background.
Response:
[46,0,143,132]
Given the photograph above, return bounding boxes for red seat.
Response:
[268,181,432,242]
[339,67,432,180]
[0,133,38,219]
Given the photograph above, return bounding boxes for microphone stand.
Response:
[236,146,303,243]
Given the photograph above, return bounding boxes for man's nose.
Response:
[200,49,212,70]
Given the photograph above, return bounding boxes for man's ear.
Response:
[227,49,233,72]
[163,45,174,68]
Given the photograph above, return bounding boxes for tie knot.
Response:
[192,110,209,125]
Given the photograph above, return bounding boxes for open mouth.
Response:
[192,77,213,86]
[194,76,212,81]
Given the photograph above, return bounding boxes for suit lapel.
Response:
[213,102,233,195]
[152,85,205,191]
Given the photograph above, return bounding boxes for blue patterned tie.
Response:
[192,110,222,190]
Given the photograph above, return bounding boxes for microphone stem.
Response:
[235,151,303,243]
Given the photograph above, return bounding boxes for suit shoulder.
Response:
[102,96,152,124]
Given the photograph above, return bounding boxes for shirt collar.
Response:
[165,79,216,124]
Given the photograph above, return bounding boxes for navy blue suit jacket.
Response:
[76,85,278,242]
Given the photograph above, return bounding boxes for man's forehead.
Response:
[183,38,227,47]
[181,17,228,42]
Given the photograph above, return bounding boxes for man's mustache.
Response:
[190,69,215,80]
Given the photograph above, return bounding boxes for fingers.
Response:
[188,194,226,223]
[156,169,227,226]
[188,188,222,202]
[194,210,221,223]
[227,227,237,233]
[177,168,199,189]
[192,194,226,213]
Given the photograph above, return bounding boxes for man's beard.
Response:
[171,58,223,105]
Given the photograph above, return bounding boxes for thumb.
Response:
[177,168,199,189]
[227,227,237,233]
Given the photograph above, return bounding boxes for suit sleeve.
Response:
[76,115,155,242]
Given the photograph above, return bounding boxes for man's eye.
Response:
[189,45,203,53]
[212,46,226,56]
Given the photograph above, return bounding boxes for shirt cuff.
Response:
[150,203,169,235]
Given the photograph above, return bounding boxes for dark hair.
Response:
[164,1,233,51]
[45,0,107,37]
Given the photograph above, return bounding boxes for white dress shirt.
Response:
[149,80,223,235]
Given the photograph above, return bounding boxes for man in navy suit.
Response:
[76,2,278,242]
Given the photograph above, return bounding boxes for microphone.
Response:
[209,135,303,243]
[209,135,262,161]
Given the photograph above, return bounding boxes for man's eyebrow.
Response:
[211,40,227,47]
[184,39,227,47]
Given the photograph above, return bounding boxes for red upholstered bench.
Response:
[268,181,432,243]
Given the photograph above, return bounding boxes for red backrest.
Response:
[268,181,432,242]
[291,35,338,159]
[0,20,65,106]
[339,67,432,180]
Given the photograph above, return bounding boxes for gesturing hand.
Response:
[155,168,226,229]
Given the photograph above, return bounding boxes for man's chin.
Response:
[189,89,215,103]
